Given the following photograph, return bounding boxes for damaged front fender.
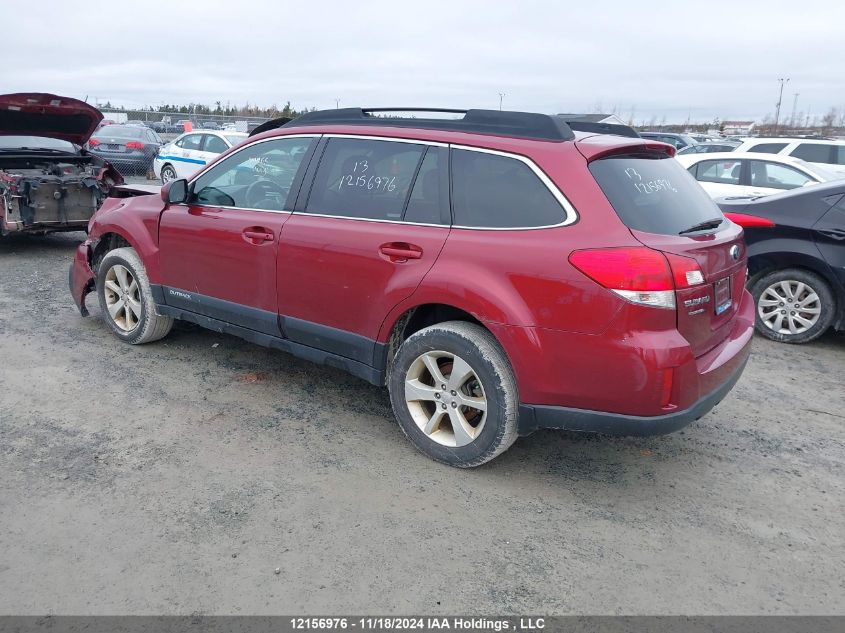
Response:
[69,239,96,316]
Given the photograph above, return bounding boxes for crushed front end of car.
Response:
[0,92,122,235]
[0,155,120,234]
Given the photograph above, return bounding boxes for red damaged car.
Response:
[0,93,122,236]
[70,108,754,467]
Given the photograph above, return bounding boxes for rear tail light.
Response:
[569,247,705,310]
[125,141,144,150]
[88,139,100,147]
[724,212,776,229]
[664,252,705,289]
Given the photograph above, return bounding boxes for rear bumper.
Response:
[512,288,755,436]
[518,353,749,436]
[69,241,96,316]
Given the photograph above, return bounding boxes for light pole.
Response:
[790,93,800,128]
[335,98,339,109]
[498,93,505,111]
[773,77,789,134]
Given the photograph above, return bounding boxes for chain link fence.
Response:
[98,108,273,139]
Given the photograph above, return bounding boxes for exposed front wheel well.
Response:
[91,233,131,272]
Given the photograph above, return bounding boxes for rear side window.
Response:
[693,159,741,185]
[203,135,228,154]
[790,143,836,164]
[590,155,722,235]
[306,138,425,221]
[451,149,564,228]
[404,148,447,224]
[747,142,787,154]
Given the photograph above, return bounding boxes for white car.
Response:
[676,152,837,199]
[730,137,845,177]
[153,131,247,183]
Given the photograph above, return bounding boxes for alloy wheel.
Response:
[103,264,142,332]
[161,166,176,183]
[758,280,821,335]
[404,350,487,447]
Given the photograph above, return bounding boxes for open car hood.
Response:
[0,93,103,145]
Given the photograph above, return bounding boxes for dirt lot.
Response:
[1,231,843,615]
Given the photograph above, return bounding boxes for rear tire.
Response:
[388,321,519,467]
[750,268,834,344]
[97,247,173,345]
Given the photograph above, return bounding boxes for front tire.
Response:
[388,321,519,467]
[750,268,835,344]
[96,247,173,344]
[160,164,177,184]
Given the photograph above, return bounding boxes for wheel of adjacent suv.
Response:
[388,321,519,467]
[160,164,177,184]
[750,268,835,344]
[96,247,173,345]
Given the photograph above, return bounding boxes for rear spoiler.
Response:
[556,116,641,139]
[248,117,293,137]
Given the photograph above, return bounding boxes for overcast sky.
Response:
[3,0,843,123]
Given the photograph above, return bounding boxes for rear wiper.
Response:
[678,217,723,235]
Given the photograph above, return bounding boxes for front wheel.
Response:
[96,247,173,344]
[388,321,519,467]
[160,164,177,184]
[750,268,835,344]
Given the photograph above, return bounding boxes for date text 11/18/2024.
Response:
[289,617,547,631]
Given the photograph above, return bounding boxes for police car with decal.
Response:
[153,130,247,183]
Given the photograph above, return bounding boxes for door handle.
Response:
[243,228,274,244]
[379,242,423,262]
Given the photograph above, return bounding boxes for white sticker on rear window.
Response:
[625,167,677,194]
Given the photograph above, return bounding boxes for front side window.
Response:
[790,143,835,164]
[190,137,314,211]
[694,159,742,185]
[177,134,202,151]
[749,161,814,190]
[451,149,564,228]
[305,138,425,221]
[747,142,787,154]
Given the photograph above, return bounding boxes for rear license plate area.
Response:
[714,276,732,315]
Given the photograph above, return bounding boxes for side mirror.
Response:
[161,178,189,204]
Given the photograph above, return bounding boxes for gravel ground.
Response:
[1,231,843,615]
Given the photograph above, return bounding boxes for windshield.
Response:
[589,154,724,235]
[224,135,246,146]
[0,136,77,152]
[92,126,145,140]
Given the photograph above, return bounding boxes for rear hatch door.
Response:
[588,152,747,358]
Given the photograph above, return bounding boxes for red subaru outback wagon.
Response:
[70,108,754,467]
